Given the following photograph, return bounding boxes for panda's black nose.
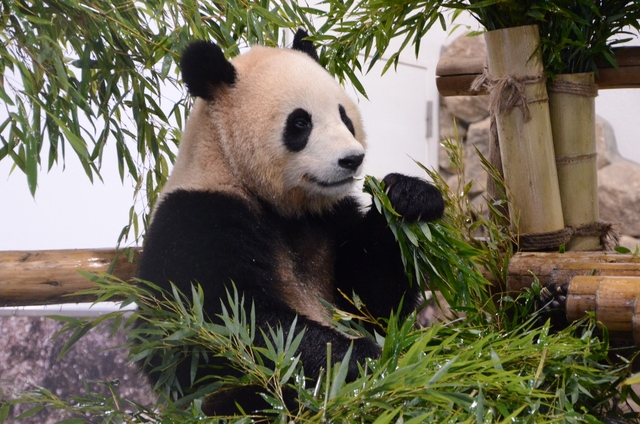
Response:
[338,154,364,171]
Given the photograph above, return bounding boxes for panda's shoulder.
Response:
[151,189,257,230]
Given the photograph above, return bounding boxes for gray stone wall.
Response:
[0,316,154,423]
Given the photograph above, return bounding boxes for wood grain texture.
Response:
[506,251,640,292]
[0,249,139,306]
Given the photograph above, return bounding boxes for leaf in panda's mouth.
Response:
[307,175,355,188]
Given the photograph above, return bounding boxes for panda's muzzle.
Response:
[310,176,356,187]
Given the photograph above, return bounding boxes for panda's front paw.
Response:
[538,282,569,330]
[383,173,444,222]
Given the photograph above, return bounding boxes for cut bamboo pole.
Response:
[505,251,640,292]
[549,72,600,250]
[0,249,139,307]
[565,275,599,322]
[566,276,640,334]
[483,25,565,243]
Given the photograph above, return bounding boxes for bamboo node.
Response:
[471,70,546,122]
[548,79,599,97]
[555,152,597,166]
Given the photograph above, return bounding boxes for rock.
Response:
[441,31,486,62]
[439,99,468,141]
[463,117,491,196]
[598,160,640,237]
[440,33,489,124]
[442,96,490,124]
[0,316,154,423]
[618,235,640,253]
[595,115,623,169]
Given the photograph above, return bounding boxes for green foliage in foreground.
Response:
[2,168,638,422]
[1,273,636,423]
[2,141,638,422]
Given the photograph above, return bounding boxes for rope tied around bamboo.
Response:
[518,221,618,251]
[548,78,599,98]
[471,70,547,122]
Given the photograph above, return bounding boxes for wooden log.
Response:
[0,249,139,307]
[595,277,640,333]
[436,46,640,97]
[2,249,639,311]
[506,251,640,292]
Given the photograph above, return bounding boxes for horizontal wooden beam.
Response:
[505,251,640,292]
[2,248,640,337]
[0,249,139,307]
[436,46,640,97]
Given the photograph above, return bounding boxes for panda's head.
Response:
[169,30,366,216]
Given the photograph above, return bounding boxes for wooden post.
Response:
[484,25,565,244]
[0,249,139,307]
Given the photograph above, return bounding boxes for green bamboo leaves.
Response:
[365,175,494,318]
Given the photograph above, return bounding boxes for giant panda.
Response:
[137,29,444,415]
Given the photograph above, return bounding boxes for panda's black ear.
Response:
[292,28,319,62]
[180,41,236,100]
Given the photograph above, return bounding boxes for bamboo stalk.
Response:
[549,72,600,250]
[484,25,565,240]
[565,275,599,322]
[0,249,139,307]
[566,276,640,333]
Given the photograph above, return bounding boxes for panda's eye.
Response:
[295,118,310,129]
[284,108,313,152]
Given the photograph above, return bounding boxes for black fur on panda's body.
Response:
[137,29,444,415]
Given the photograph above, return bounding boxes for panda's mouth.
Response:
[307,175,355,188]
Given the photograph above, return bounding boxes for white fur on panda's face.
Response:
[216,46,367,214]
[281,102,365,200]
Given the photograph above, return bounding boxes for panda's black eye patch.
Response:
[339,104,355,136]
[284,108,312,152]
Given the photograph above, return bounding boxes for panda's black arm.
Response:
[333,174,444,321]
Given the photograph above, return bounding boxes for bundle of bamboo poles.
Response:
[507,252,640,342]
